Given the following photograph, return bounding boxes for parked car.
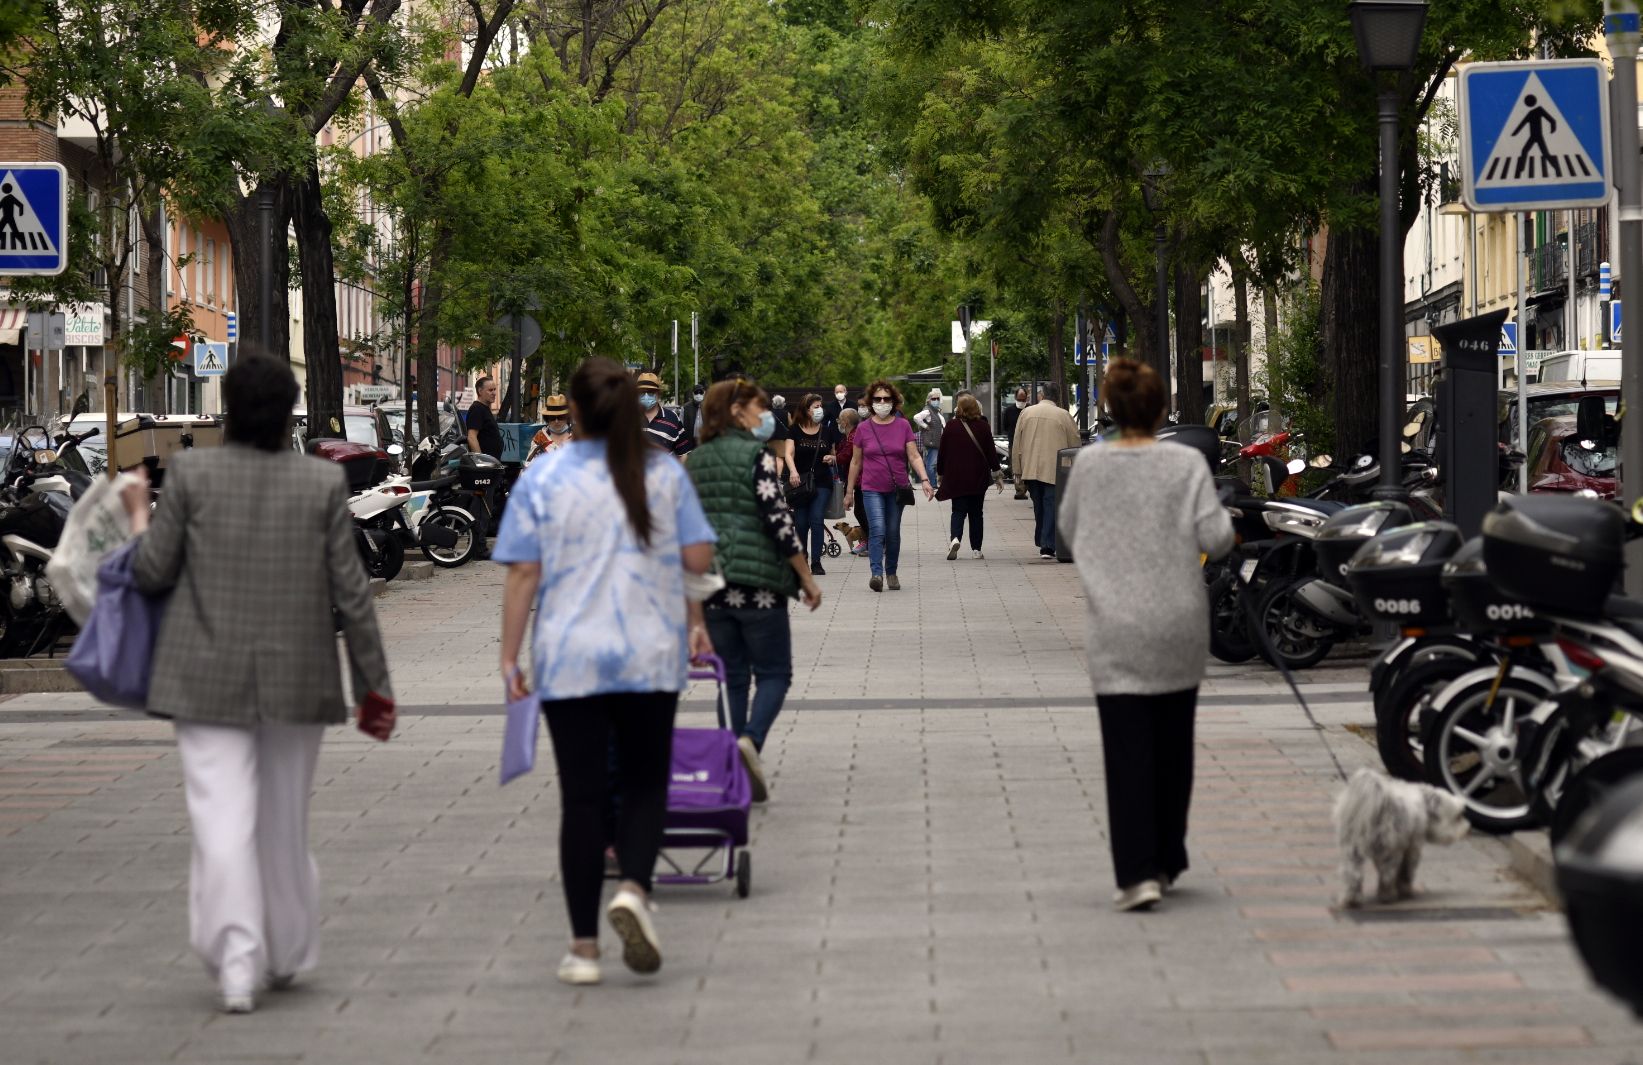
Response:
[292,405,401,474]
[1535,350,1621,385]
[1497,382,1619,449]
[1524,415,1617,499]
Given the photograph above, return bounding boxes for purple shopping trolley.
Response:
[656,654,753,898]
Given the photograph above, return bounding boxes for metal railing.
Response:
[1532,241,1567,292]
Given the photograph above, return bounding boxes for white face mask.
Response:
[872,402,892,417]
[1015,399,1026,409]
[810,406,824,422]
[835,392,846,403]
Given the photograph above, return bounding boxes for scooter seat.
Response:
[410,475,457,493]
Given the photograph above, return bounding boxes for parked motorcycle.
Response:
[0,426,86,656]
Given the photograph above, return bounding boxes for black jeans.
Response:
[542,692,678,939]
[948,493,985,550]
[1096,688,1197,890]
[1026,480,1057,554]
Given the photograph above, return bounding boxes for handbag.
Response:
[825,479,846,520]
[499,669,539,785]
[785,468,818,508]
[64,540,166,710]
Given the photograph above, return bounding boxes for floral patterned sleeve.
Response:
[753,450,805,558]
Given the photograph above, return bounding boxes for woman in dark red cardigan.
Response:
[935,394,1002,560]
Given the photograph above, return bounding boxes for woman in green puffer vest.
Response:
[688,378,822,801]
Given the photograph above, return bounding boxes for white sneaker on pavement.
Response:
[557,952,602,986]
[737,735,769,803]
[220,990,255,1014]
[947,538,960,560]
[1113,880,1163,912]
[1039,550,1056,560]
[972,550,984,559]
[606,889,663,974]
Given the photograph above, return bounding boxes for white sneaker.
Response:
[737,735,769,803]
[1039,550,1055,560]
[1113,880,1162,912]
[972,550,984,559]
[220,990,255,1014]
[606,889,663,974]
[557,952,602,986]
[947,538,961,560]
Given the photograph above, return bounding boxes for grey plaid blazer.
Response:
[133,444,392,725]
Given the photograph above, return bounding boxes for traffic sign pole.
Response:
[1609,0,1643,592]
[1518,211,1529,494]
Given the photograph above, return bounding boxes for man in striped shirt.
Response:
[636,371,690,456]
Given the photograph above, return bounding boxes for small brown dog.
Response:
[833,521,866,548]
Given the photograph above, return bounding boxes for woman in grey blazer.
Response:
[122,355,393,1014]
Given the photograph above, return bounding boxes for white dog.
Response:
[1333,768,1470,907]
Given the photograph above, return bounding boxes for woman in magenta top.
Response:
[843,379,935,592]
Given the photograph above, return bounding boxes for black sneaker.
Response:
[810,562,825,576]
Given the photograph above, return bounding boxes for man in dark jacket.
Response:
[1002,387,1029,498]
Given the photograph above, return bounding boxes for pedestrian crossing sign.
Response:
[0,163,68,276]
[1459,59,1611,212]
[1498,322,1517,357]
[193,341,227,377]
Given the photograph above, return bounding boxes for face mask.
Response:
[810,406,824,423]
[752,410,776,442]
[693,391,704,401]
[548,422,569,435]
[930,399,940,409]
[639,393,658,411]
[1015,399,1026,409]
[856,406,868,417]
[835,392,846,403]
[872,402,892,417]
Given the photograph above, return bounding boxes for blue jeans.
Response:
[860,489,904,577]
[797,479,830,565]
[922,447,939,485]
[1027,480,1057,554]
[705,608,792,751]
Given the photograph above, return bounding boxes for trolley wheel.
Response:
[735,851,751,898]
[825,540,841,558]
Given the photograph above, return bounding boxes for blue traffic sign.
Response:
[1612,300,1623,345]
[0,163,68,276]
[194,341,227,378]
[1459,59,1611,212]
[1498,322,1518,357]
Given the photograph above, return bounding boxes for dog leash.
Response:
[1238,573,1351,783]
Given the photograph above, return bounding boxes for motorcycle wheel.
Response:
[1548,747,1643,848]
[1253,577,1334,671]
[364,531,405,581]
[420,508,480,568]
[1374,656,1482,782]
[1208,571,1257,664]
[1422,676,1547,833]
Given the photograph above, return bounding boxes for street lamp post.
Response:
[1141,164,1171,400]
[1348,0,1428,501]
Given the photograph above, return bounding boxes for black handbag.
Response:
[786,469,817,508]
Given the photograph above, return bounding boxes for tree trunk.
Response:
[418,226,454,442]
[1263,285,1281,430]
[1173,258,1205,424]
[1321,221,1380,459]
[225,181,292,364]
[292,161,345,441]
[1233,266,1252,447]
[1097,211,1153,373]
[1048,300,1067,410]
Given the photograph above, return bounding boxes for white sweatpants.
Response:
[174,720,325,996]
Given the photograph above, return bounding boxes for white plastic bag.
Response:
[48,472,141,625]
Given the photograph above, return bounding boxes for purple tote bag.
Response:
[64,540,164,710]
[500,671,539,785]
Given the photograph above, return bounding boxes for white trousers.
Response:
[174,720,325,995]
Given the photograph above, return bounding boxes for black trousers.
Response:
[948,493,985,550]
[1096,688,1198,890]
[542,692,678,939]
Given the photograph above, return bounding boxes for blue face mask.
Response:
[752,410,776,442]
[639,393,658,411]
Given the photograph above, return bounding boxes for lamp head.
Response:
[1348,0,1429,72]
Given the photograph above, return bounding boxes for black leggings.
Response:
[1096,688,1197,890]
[542,692,678,939]
[949,493,985,550]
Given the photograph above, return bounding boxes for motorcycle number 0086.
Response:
[1373,597,1423,616]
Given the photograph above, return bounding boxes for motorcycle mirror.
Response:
[1285,458,1307,476]
[1310,454,1333,468]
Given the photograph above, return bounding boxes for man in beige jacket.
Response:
[1012,381,1082,559]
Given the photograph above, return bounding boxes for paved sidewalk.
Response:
[1,488,1640,1064]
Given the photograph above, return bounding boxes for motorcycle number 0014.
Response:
[1373,597,1423,616]
[1484,603,1535,622]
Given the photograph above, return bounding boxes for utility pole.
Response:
[691,311,699,387]
[959,304,973,392]
[1608,0,1643,591]
[258,187,275,360]
[1518,212,1529,494]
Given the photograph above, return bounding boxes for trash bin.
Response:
[1053,445,1082,563]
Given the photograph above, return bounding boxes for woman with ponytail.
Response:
[496,356,718,987]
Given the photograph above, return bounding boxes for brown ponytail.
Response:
[570,357,653,546]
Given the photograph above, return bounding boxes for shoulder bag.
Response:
[961,420,1005,492]
[785,431,821,508]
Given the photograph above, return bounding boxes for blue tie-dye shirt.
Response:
[492,440,717,698]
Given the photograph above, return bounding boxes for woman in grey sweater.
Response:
[1057,358,1234,912]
